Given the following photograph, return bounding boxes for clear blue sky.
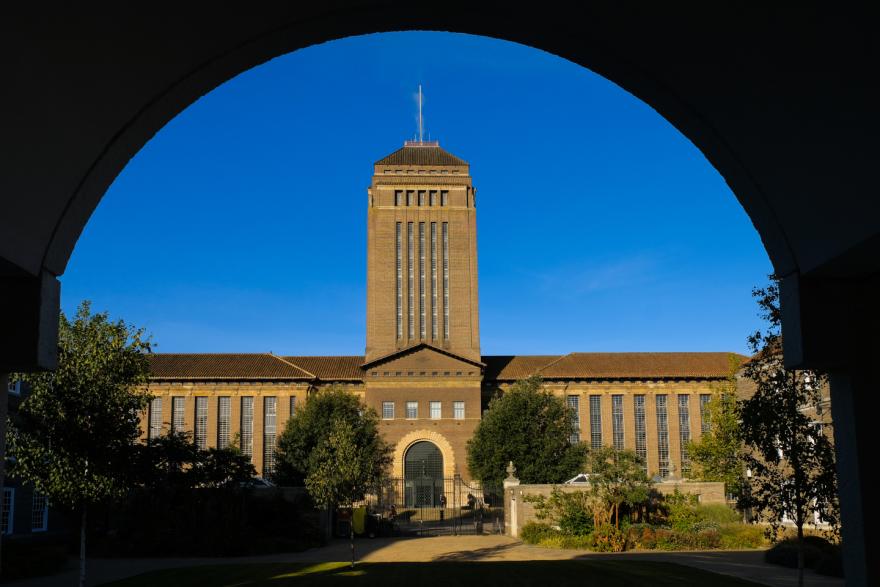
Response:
[63,32,772,357]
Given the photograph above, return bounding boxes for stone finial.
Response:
[506,461,517,479]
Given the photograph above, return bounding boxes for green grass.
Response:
[102,560,764,586]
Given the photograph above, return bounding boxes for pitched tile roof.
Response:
[375,144,468,167]
[148,353,314,380]
[482,355,561,380]
[538,352,744,379]
[283,356,365,380]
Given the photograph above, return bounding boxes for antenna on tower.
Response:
[418,84,424,143]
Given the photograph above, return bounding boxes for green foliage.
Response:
[274,385,390,488]
[134,431,256,489]
[718,524,767,549]
[8,301,153,510]
[686,358,746,499]
[305,417,381,509]
[466,376,588,485]
[523,488,596,535]
[739,281,840,556]
[586,447,652,528]
[519,522,559,544]
[589,523,628,552]
[765,536,843,578]
[694,503,740,525]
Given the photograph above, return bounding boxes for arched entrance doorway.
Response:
[404,441,444,508]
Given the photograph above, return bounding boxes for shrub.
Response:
[559,508,593,536]
[590,523,628,552]
[519,522,560,545]
[694,504,740,525]
[718,523,767,549]
[764,536,843,577]
[537,534,594,550]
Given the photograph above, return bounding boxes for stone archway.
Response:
[392,429,457,480]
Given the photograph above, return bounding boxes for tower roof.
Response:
[375,142,468,167]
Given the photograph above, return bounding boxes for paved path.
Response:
[6,535,844,587]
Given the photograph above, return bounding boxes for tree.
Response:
[739,280,839,587]
[467,376,588,486]
[274,385,391,488]
[306,417,376,568]
[7,301,152,587]
[686,355,747,500]
[585,447,652,528]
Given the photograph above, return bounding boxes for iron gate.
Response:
[366,475,504,536]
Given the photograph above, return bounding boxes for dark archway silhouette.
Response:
[2,4,878,584]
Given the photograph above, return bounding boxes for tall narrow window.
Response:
[406,401,418,419]
[148,397,163,440]
[240,397,254,459]
[634,395,647,473]
[453,401,465,420]
[217,397,231,448]
[395,190,403,206]
[700,394,712,434]
[430,190,437,206]
[430,401,441,419]
[567,395,580,443]
[1,488,13,535]
[289,396,297,418]
[678,394,691,475]
[408,222,414,339]
[171,397,185,434]
[418,190,426,206]
[612,395,625,450]
[440,190,448,206]
[264,397,277,476]
[431,222,438,339]
[406,190,414,206]
[31,493,48,532]
[656,395,670,478]
[419,222,426,339]
[194,397,208,450]
[396,222,403,339]
[382,401,395,419]
[442,222,449,340]
[589,395,602,449]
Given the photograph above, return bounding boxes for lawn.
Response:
[103,560,764,586]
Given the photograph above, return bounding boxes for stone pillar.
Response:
[503,461,520,538]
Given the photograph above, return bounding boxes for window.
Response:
[431,222,438,339]
[7,380,21,396]
[241,397,254,459]
[440,190,448,206]
[589,395,602,449]
[194,396,208,450]
[656,395,670,478]
[264,397,277,475]
[430,190,437,206]
[217,397,231,448]
[634,395,647,473]
[442,222,449,339]
[419,222,426,339]
[453,401,465,420]
[406,401,418,419]
[406,190,414,206]
[289,396,297,418]
[394,190,403,206]
[408,222,414,339]
[396,222,403,339]
[567,395,580,443]
[612,395,625,450]
[699,394,712,434]
[171,396,185,434]
[430,401,441,419]
[1,488,13,535]
[31,493,48,532]
[418,190,426,206]
[678,395,691,475]
[383,401,395,419]
[148,397,162,440]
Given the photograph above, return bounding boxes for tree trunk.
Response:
[79,506,87,587]
[796,521,804,587]
[350,500,355,569]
